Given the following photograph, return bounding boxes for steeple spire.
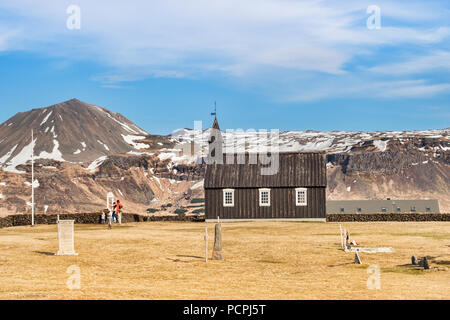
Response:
[208,101,223,162]
[211,101,220,130]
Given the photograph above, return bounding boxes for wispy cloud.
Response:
[0,0,449,100]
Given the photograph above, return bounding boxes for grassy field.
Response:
[0,221,448,300]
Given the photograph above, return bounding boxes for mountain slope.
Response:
[0,98,149,173]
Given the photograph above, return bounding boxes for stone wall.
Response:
[326,213,450,222]
[0,213,205,228]
[2,213,447,227]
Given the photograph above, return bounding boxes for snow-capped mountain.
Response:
[170,127,449,156]
[0,99,150,173]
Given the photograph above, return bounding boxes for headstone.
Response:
[56,220,78,255]
[411,255,419,265]
[422,257,430,270]
[354,251,362,264]
[211,223,223,260]
[107,192,114,211]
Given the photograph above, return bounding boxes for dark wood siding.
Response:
[205,187,326,220]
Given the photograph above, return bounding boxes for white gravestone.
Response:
[56,220,78,255]
[106,192,114,228]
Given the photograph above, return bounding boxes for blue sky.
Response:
[0,0,449,134]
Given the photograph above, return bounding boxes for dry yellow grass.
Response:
[0,221,448,300]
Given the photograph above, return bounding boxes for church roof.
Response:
[212,116,220,130]
[205,152,327,188]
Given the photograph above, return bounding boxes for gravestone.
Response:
[354,251,362,264]
[411,255,419,265]
[56,220,78,255]
[421,257,430,270]
[211,223,223,260]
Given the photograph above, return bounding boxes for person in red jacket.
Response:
[115,199,123,223]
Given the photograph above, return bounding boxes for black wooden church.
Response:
[204,115,327,221]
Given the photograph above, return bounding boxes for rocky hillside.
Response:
[0,99,448,215]
[0,98,150,173]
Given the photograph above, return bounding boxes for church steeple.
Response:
[212,116,220,131]
[211,101,220,129]
[208,101,223,163]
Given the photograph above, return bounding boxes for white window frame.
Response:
[259,188,271,207]
[223,189,235,207]
[295,188,307,206]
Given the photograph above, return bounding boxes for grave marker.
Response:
[211,223,223,260]
[56,220,78,256]
[354,251,362,264]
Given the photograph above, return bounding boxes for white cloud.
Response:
[0,1,448,73]
[0,0,449,101]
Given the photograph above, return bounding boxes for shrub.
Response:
[192,208,205,215]
[161,203,172,210]
[174,208,188,216]
[146,208,159,214]
[190,198,205,204]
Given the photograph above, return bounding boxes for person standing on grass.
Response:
[112,201,118,223]
[116,199,123,223]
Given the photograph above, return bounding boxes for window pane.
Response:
[224,191,233,205]
[296,189,306,205]
[261,191,269,203]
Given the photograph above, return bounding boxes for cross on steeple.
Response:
[211,101,217,118]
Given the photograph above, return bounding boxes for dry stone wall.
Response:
[326,213,450,222]
[0,213,205,228]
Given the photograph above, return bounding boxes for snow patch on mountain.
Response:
[97,140,110,151]
[0,144,18,164]
[40,111,53,126]
[3,139,36,173]
[87,156,107,173]
[191,180,204,190]
[37,139,65,162]
[99,109,147,135]
[122,134,150,150]
[373,140,387,152]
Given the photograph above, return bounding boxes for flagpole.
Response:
[31,130,34,227]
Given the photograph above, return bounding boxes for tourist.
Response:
[116,199,123,223]
[112,201,118,223]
